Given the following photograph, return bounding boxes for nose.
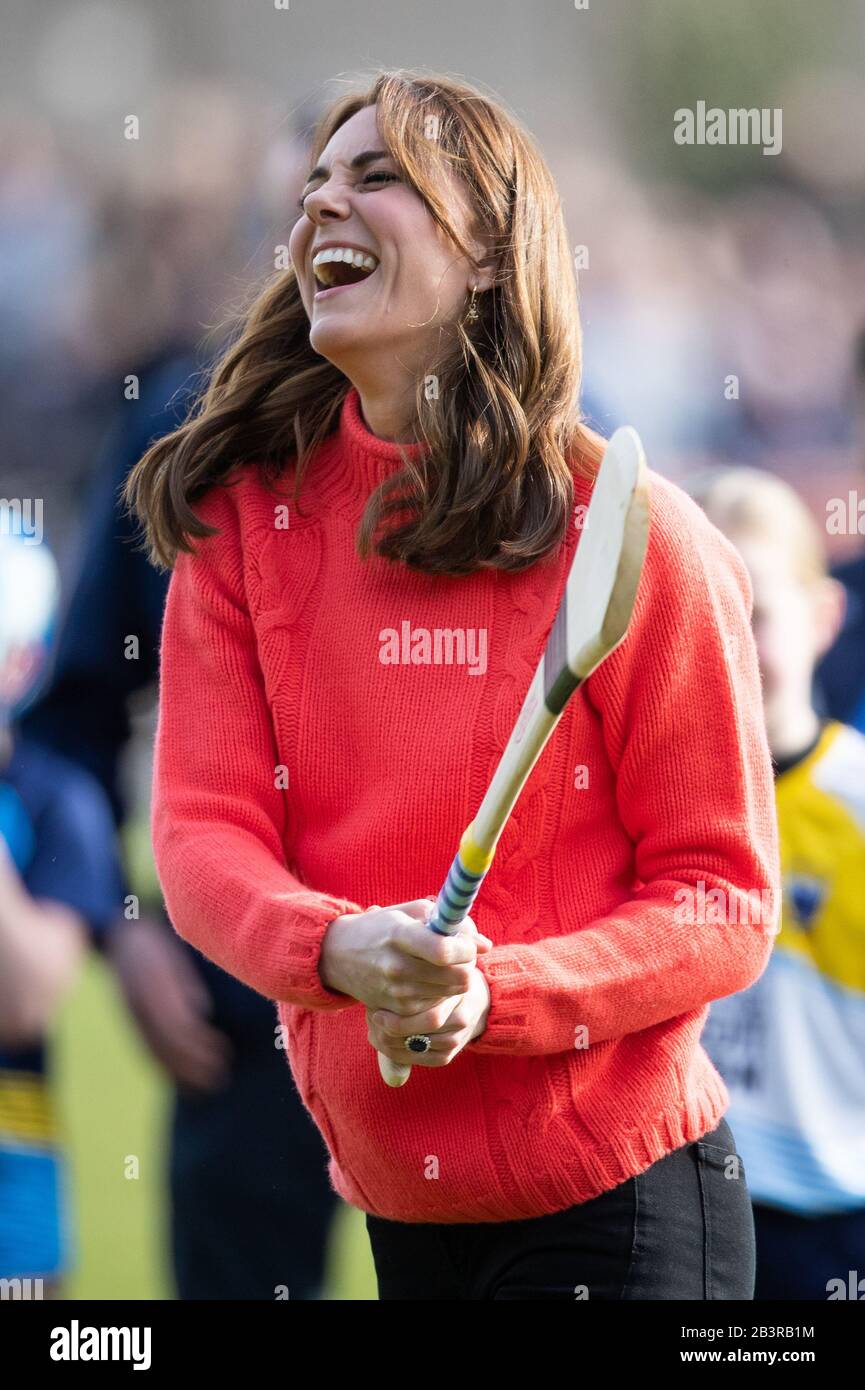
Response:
[303,180,351,224]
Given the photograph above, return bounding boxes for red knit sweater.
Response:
[151,386,780,1223]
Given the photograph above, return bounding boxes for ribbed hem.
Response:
[314,1051,731,1224]
[287,1039,734,1223]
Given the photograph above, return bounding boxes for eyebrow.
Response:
[302,148,393,186]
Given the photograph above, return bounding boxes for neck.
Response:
[338,360,420,442]
[765,702,820,761]
[356,385,419,442]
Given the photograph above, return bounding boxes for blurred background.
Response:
[1,0,864,1299]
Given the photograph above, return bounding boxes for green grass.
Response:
[53,953,377,1300]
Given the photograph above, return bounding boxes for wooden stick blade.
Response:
[560,426,650,691]
[470,427,650,852]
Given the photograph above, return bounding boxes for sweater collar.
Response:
[318,385,591,509]
[328,385,427,498]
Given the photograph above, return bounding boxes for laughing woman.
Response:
[127,70,779,1300]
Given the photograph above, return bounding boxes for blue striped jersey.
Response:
[1,738,121,1277]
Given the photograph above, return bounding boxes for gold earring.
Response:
[466,285,479,322]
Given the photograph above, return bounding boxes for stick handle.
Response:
[378,834,492,1088]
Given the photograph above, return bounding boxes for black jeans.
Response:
[365,1118,754,1300]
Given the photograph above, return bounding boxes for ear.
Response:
[813,576,847,659]
[469,229,500,294]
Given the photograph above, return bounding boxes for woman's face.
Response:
[289,104,487,385]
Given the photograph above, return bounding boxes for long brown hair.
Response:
[124,69,605,575]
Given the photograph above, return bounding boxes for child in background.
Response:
[0,525,122,1293]
[694,467,865,1301]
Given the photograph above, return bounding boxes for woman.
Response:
[127,69,780,1300]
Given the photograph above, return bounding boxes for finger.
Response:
[394,920,482,969]
[150,1031,232,1091]
[382,962,475,1003]
[381,905,491,959]
[367,1025,453,1065]
[425,916,493,955]
[382,898,437,921]
[142,1015,232,1071]
[373,999,463,1037]
[172,1040,232,1090]
[460,925,493,953]
[174,1056,230,1092]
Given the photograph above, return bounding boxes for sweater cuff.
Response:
[468,950,534,1053]
[272,893,363,1011]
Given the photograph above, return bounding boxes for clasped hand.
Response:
[320,898,492,1069]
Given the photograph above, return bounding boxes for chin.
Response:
[309,317,369,361]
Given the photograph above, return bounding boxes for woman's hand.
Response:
[319,898,492,1016]
[366,966,491,1069]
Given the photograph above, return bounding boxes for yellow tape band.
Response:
[458,826,496,875]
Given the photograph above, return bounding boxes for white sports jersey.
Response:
[702,721,865,1214]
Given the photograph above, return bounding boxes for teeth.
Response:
[312,246,378,270]
[312,246,379,287]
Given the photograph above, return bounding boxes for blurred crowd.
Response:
[2,79,864,565]
[0,84,316,555]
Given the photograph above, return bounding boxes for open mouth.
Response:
[312,246,379,292]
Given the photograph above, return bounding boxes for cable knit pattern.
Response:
[151,385,780,1223]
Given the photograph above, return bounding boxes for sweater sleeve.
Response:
[151,485,364,1009]
[469,474,780,1057]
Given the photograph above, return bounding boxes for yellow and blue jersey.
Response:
[702,720,865,1214]
[0,737,122,1279]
